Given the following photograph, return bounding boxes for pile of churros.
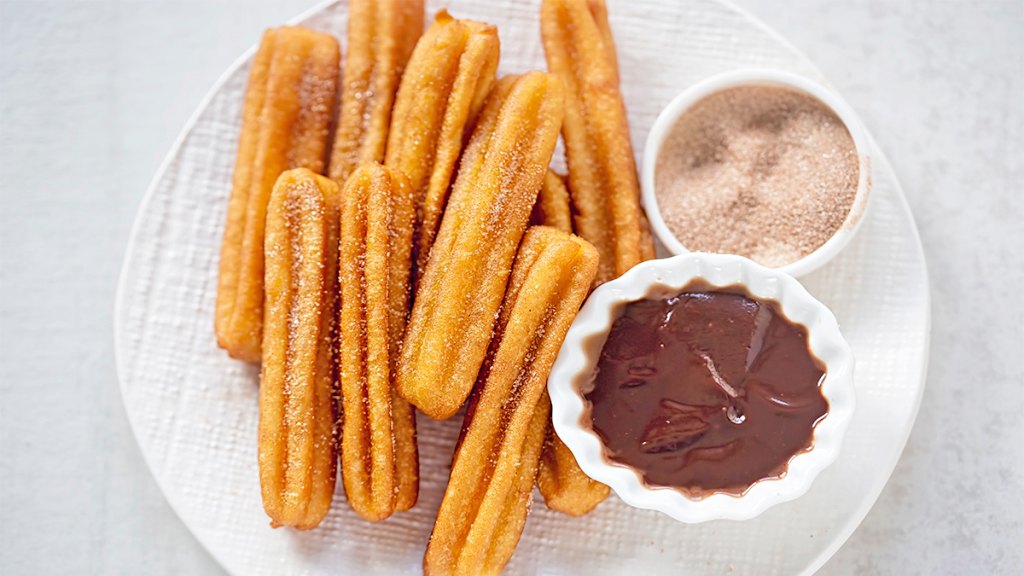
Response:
[214,0,654,572]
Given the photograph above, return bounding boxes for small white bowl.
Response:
[640,69,872,278]
[547,252,855,523]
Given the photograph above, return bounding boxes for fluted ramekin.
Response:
[547,252,855,523]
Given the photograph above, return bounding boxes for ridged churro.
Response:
[338,163,419,521]
[540,0,654,284]
[396,72,565,420]
[425,227,599,575]
[537,0,654,515]
[537,431,610,517]
[385,11,500,280]
[328,0,424,182]
[258,168,341,530]
[216,26,339,362]
[529,169,573,233]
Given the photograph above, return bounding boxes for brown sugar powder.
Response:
[655,85,859,267]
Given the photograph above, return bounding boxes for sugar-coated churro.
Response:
[216,27,339,362]
[529,169,573,233]
[258,168,341,530]
[385,10,500,281]
[540,0,654,283]
[396,72,565,421]
[338,163,419,521]
[425,227,599,575]
[328,0,424,182]
[536,0,655,514]
[537,430,610,517]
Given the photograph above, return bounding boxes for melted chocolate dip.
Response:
[586,284,828,497]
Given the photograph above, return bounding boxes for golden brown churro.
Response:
[216,27,339,362]
[529,169,574,233]
[537,0,658,515]
[258,168,341,530]
[425,227,599,575]
[385,11,500,280]
[328,0,424,182]
[598,0,657,264]
[338,163,419,521]
[540,0,654,284]
[537,431,610,517]
[396,72,565,421]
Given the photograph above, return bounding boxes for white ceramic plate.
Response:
[114,1,930,574]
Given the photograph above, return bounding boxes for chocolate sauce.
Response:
[585,284,828,497]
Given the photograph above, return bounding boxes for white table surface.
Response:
[1,1,1021,574]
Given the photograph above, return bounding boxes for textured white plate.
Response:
[114,0,930,574]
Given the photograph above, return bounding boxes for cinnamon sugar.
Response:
[655,85,859,267]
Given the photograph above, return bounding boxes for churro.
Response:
[537,431,610,517]
[328,0,424,182]
[216,26,339,362]
[338,163,419,521]
[385,11,500,280]
[258,168,341,530]
[424,227,599,575]
[540,0,654,283]
[537,0,655,514]
[396,72,565,420]
[529,169,573,233]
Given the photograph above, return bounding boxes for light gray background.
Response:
[1,0,1020,574]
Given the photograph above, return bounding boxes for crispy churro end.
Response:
[433,8,454,25]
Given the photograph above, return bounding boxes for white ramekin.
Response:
[547,252,856,523]
[640,69,872,278]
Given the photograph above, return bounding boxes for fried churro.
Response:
[396,72,565,421]
[338,163,419,521]
[540,0,654,284]
[258,168,341,530]
[537,431,610,516]
[385,11,500,280]
[328,0,424,182]
[216,27,339,362]
[529,169,573,233]
[536,0,656,515]
[425,227,599,575]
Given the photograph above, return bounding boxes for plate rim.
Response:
[112,1,932,574]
